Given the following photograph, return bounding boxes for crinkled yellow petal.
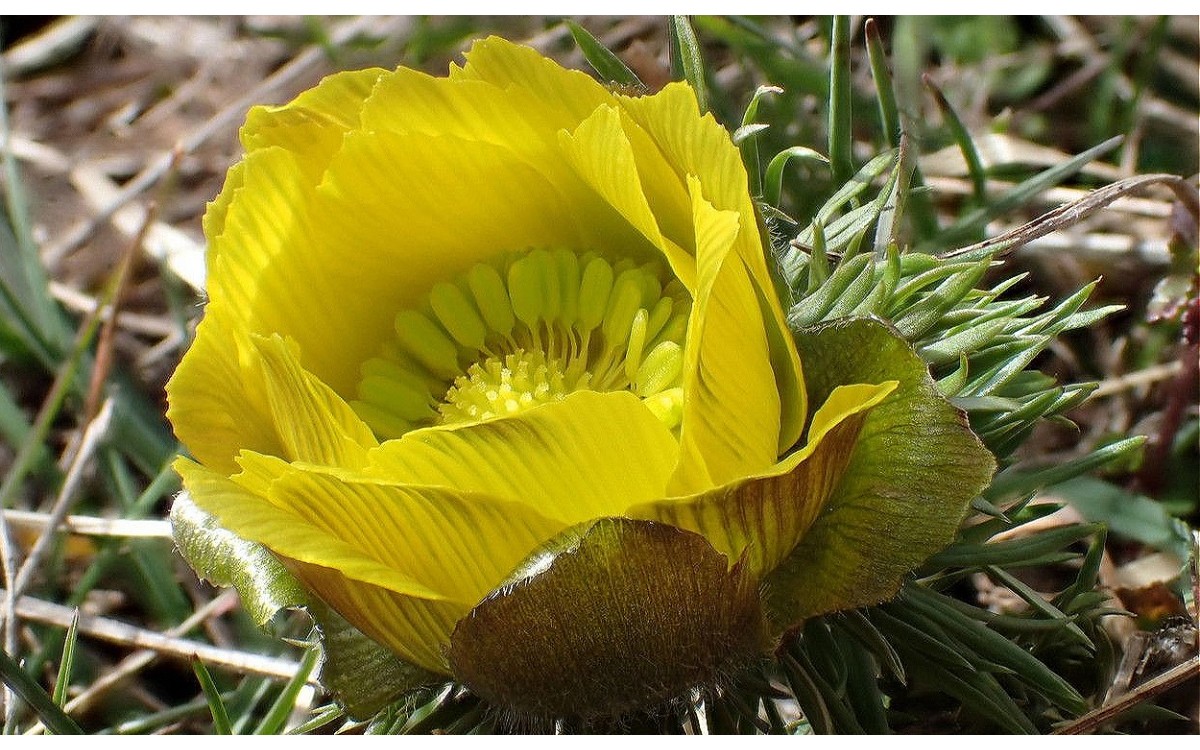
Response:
[231,454,565,606]
[363,390,677,524]
[360,67,545,147]
[670,177,778,494]
[631,381,896,578]
[558,104,696,291]
[166,144,324,470]
[617,82,807,452]
[452,36,615,127]
[178,458,440,599]
[177,458,461,671]
[249,334,376,468]
[242,67,387,179]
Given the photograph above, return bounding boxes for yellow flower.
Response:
[167,38,895,718]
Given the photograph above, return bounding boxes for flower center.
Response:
[352,248,689,439]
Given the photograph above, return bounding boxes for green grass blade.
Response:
[287,704,344,735]
[0,648,84,734]
[51,610,80,707]
[927,523,1102,569]
[254,646,320,735]
[192,657,234,734]
[668,16,708,112]
[764,146,828,207]
[924,74,987,206]
[864,18,900,148]
[564,20,642,88]
[984,436,1146,504]
[738,85,782,196]
[827,16,854,186]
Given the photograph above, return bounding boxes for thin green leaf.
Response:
[51,610,80,708]
[900,585,1087,714]
[984,437,1145,503]
[287,704,344,735]
[984,565,1092,647]
[191,657,234,735]
[788,253,874,326]
[927,523,1103,569]
[864,18,900,148]
[738,85,782,196]
[0,647,84,734]
[778,653,833,734]
[764,147,828,207]
[827,16,853,186]
[254,646,320,734]
[924,74,987,206]
[837,610,905,684]
[564,20,642,88]
[668,16,708,112]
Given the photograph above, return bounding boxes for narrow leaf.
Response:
[192,657,234,734]
[764,147,829,208]
[827,16,854,186]
[51,610,80,707]
[253,646,321,734]
[668,16,708,112]
[924,74,987,206]
[928,135,1123,251]
[864,18,900,148]
[0,648,84,734]
[564,20,643,88]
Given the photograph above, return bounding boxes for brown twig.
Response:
[1053,656,1200,734]
[945,173,1200,260]
[82,200,158,422]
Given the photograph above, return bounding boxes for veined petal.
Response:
[242,67,387,178]
[288,559,461,674]
[452,36,615,127]
[178,458,442,600]
[632,381,896,579]
[360,68,546,147]
[231,453,565,607]
[670,178,778,494]
[249,334,377,468]
[618,82,806,451]
[167,144,334,471]
[303,129,658,395]
[558,105,697,291]
[363,390,677,524]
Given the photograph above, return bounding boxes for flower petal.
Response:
[241,67,387,177]
[250,333,377,467]
[618,82,806,451]
[305,128,657,395]
[558,104,697,290]
[167,144,322,472]
[670,177,779,493]
[453,36,615,126]
[634,381,896,579]
[363,390,677,524]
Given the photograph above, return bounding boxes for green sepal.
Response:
[448,517,765,721]
[762,318,996,626]
[306,597,442,721]
[170,491,308,630]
